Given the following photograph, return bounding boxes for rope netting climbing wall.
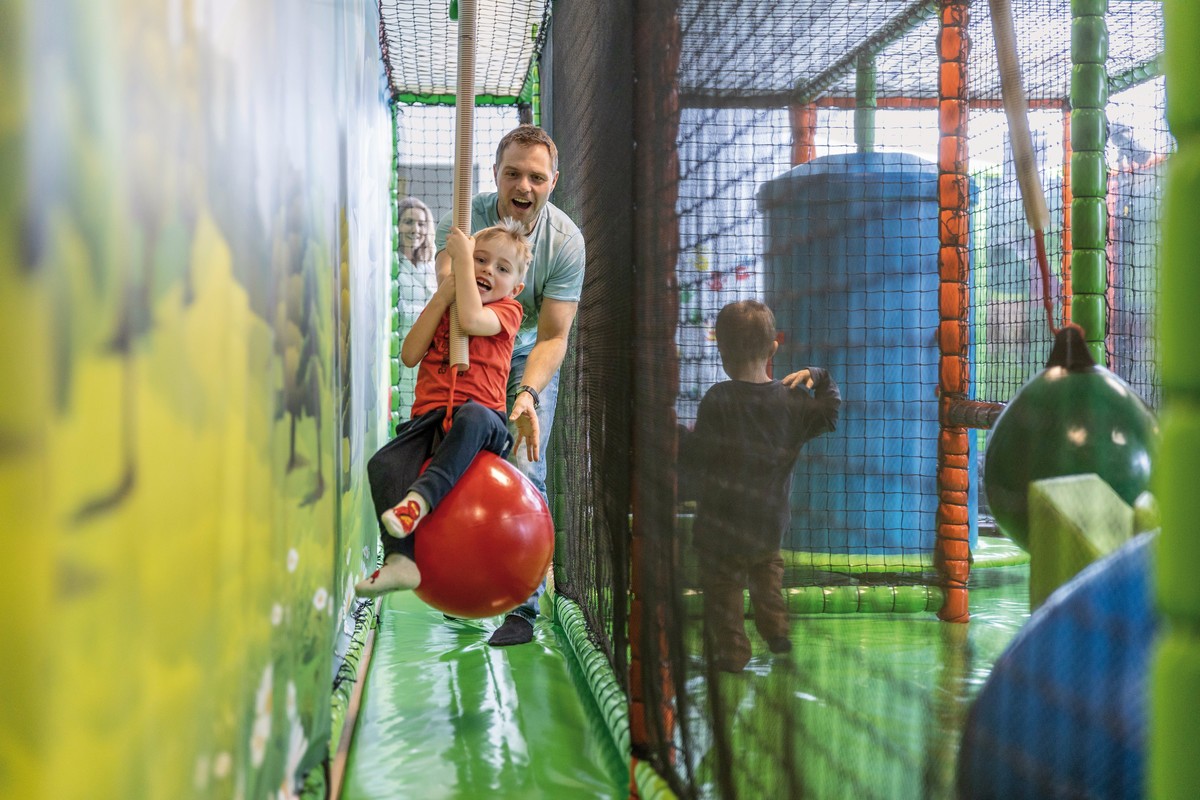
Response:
[967,0,1168,414]
[548,1,1167,797]
[376,0,1166,797]
[1106,76,1171,410]
[377,0,550,424]
[677,2,955,617]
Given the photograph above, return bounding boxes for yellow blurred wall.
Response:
[0,1,392,797]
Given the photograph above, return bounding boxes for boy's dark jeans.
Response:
[699,549,790,671]
[367,400,512,560]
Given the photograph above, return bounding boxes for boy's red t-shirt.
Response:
[411,296,524,416]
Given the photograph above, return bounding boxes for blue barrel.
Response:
[757,151,976,555]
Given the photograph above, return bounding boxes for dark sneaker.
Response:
[767,637,792,654]
[487,615,534,646]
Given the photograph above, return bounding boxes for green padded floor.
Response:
[340,592,626,800]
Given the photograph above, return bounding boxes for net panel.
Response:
[387,104,522,424]
[543,0,636,694]
[599,1,1163,797]
[1106,76,1171,409]
[376,0,1166,797]
[379,0,550,101]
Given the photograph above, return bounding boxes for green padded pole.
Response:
[389,103,403,417]
[855,54,876,154]
[1154,3,1200,799]
[1070,0,1109,364]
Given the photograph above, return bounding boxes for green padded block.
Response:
[1071,17,1108,65]
[822,586,858,614]
[1087,340,1106,367]
[1151,631,1200,800]
[1133,491,1160,535]
[1071,294,1106,342]
[1070,249,1107,294]
[1159,149,1200,393]
[1165,1,1200,136]
[1071,64,1109,110]
[858,585,897,613]
[784,586,828,615]
[1072,197,1108,246]
[1071,152,1108,198]
[1070,108,1109,151]
[1027,474,1133,608]
[389,359,399,385]
[1156,408,1200,619]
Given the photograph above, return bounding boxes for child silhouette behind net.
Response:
[680,300,840,673]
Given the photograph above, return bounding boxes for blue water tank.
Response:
[757,151,977,554]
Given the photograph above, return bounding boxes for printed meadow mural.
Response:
[1,1,393,797]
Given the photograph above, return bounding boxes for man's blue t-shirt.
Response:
[435,192,586,357]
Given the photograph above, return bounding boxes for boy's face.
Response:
[471,235,526,305]
[493,143,558,232]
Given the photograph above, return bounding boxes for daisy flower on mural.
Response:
[276,679,308,800]
[250,663,274,767]
[194,753,210,791]
[313,586,329,611]
[287,548,300,573]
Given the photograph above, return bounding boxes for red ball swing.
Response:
[412,451,554,619]
[408,0,552,620]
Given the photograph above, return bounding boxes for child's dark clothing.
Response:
[368,297,522,559]
[683,368,840,670]
[367,400,511,561]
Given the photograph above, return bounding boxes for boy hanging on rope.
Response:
[355,218,534,597]
[679,300,841,673]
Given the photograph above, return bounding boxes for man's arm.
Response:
[434,248,451,283]
[509,297,579,461]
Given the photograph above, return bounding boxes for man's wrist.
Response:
[517,384,540,409]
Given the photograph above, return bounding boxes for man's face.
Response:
[493,143,558,232]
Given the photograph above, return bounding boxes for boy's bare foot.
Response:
[354,553,421,597]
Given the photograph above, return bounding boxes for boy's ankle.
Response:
[382,492,428,538]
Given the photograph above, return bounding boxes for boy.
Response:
[681,299,841,673]
[356,218,533,597]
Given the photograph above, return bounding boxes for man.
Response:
[434,124,585,646]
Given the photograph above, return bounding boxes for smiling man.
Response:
[433,124,586,646]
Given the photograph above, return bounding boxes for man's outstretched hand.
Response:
[510,393,540,462]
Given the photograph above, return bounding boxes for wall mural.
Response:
[0,1,392,797]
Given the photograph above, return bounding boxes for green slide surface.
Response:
[340,593,626,799]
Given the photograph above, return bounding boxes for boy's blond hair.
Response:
[474,217,532,279]
[715,300,777,364]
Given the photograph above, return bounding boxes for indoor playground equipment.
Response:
[412,452,554,618]
[757,151,969,556]
[7,1,1199,799]
[984,323,1157,549]
[351,0,1187,798]
[400,0,555,621]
